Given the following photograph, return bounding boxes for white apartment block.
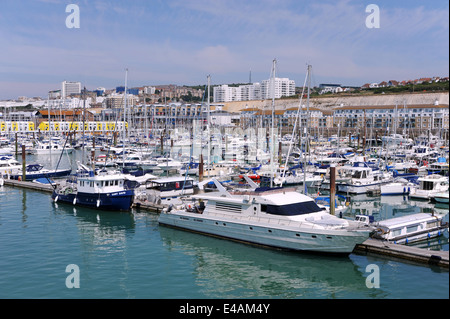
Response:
[213,85,242,102]
[214,78,295,102]
[261,77,296,99]
[61,81,81,98]
[240,83,261,101]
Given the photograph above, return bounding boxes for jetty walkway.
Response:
[354,238,449,269]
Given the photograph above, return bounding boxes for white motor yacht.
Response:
[158,179,372,254]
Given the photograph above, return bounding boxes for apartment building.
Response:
[332,103,449,133]
[261,78,296,99]
[61,81,81,98]
[214,78,295,102]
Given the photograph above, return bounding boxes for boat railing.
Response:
[205,212,348,230]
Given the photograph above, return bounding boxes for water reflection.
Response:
[158,226,380,299]
[54,203,136,253]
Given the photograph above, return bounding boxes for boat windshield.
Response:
[262,201,325,216]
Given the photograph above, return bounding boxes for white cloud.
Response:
[0,0,448,99]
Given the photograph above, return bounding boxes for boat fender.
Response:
[55,196,58,202]
[96,199,101,208]
[405,238,409,244]
[403,187,406,194]
[73,198,77,205]
[427,233,431,238]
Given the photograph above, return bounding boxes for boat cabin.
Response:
[372,213,447,244]
[76,173,134,194]
[417,175,448,191]
[145,176,195,197]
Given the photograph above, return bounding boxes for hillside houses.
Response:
[361,76,448,90]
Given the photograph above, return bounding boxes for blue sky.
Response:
[0,0,448,99]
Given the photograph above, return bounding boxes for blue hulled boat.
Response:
[12,164,72,181]
[52,163,137,211]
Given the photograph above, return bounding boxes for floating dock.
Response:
[354,238,449,269]
[132,199,166,213]
[2,178,55,193]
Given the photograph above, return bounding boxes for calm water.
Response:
[0,152,448,299]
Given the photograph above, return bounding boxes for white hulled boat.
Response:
[370,213,448,244]
[336,162,392,194]
[34,140,74,155]
[144,176,195,205]
[0,155,22,176]
[158,179,372,254]
[430,191,449,204]
[409,174,449,200]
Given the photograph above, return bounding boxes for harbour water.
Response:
[0,152,448,299]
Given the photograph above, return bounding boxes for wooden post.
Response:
[199,154,204,182]
[15,133,18,157]
[330,164,336,216]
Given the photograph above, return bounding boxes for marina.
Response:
[1,110,449,299]
[1,67,449,300]
[2,0,449,303]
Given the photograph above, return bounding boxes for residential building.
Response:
[61,81,81,98]
[213,85,243,102]
[261,77,296,99]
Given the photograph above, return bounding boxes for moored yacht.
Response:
[52,163,136,211]
[11,164,72,181]
[0,155,22,176]
[409,174,449,200]
[34,140,74,155]
[336,163,392,194]
[158,179,372,254]
[370,213,448,244]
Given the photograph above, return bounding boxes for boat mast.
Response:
[82,86,86,162]
[270,59,276,188]
[280,68,308,187]
[48,94,52,154]
[123,68,128,168]
[303,64,311,194]
[207,74,211,177]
